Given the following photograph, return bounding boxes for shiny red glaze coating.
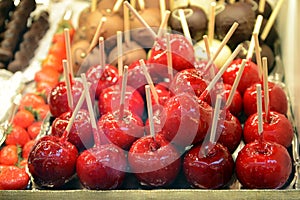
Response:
[183,143,234,189]
[48,80,86,118]
[28,135,78,188]
[148,34,195,78]
[170,68,208,97]
[243,111,293,148]
[152,82,173,106]
[98,84,144,118]
[128,135,181,187]
[236,141,292,189]
[243,82,288,116]
[222,59,260,94]
[97,110,145,150]
[76,144,127,190]
[223,84,243,117]
[218,110,243,153]
[161,94,204,147]
[51,109,94,151]
[85,64,119,99]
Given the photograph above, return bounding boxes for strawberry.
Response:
[5,125,30,147]
[35,65,61,83]
[19,93,45,110]
[22,140,35,159]
[19,159,28,169]
[36,80,58,98]
[0,165,30,190]
[0,145,19,166]
[34,104,50,121]
[27,121,42,140]
[12,109,35,129]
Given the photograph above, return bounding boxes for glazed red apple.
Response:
[236,140,292,189]
[152,82,173,106]
[183,142,234,189]
[98,84,144,118]
[148,33,195,78]
[222,58,260,94]
[28,135,78,188]
[85,64,119,99]
[170,68,208,97]
[218,110,243,153]
[76,143,127,190]
[97,109,144,150]
[127,59,148,96]
[51,109,94,151]
[48,80,85,118]
[243,111,293,148]
[128,134,181,187]
[243,81,288,116]
[161,93,203,147]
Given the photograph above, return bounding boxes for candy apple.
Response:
[98,84,144,118]
[236,140,292,189]
[97,109,144,150]
[85,64,119,99]
[222,59,260,94]
[183,142,234,189]
[76,143,127,190]
[128,134,181,187]
[28,135,78,188]
[51,109,94,151]
[243,81,288,116]
[243,111,293,148]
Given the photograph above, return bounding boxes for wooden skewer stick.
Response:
[208,2,216,46]
[117,31,123,76]
[113,0,124,13]
[254,32,263,79]
[64,28,74,78]
[166,33,173,81]
[119,66,129,119]
[99,37,106,69]
[63,59,73,110]
[258,0,266,13]
[262,57,270,122]
[256,84,263,135]
[145,85,155,138]
[157,10,171,39]
[88,17,106,53]
[178,9,192,45]
[246,15,263,60]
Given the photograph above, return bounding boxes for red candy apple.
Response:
[98,84,144,118]
[236,140,292,189]
[97,109,144,150]
[243,111,293,148]
[48,80,85,118]
[76,143,127,190]
[148,33,195,78]
[243,81,288,116]
[51,109,94,151]
[222,59,260,94]
[128,134,181,187]
[85,64,119,99]
[28,135,78,188]
[183,142,234,189]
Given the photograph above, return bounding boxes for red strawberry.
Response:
[27,121,42,140]
[34,104,50,121]
[13,109,35,129]
[5,125,30,147]
[0,165,30,190]
[0,145,19,166]
[19,93,45,110]
[22,140,35,159]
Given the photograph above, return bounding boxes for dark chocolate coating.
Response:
[215,2,256,49]
[169,6,208,41]
[0,0,15,32]
[260,18,278,50]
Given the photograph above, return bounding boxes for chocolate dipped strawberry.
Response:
[128,134,181,187]
[243,111,293,148]
[243,81,288,116]
[183,142,234,189]
[97,109,144,150]
[51,109,94,151]
[236,140,292,189]
[85,64,119,100]
[222,58,260,94]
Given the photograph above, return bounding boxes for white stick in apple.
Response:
[225,59,247,108]
[262,57,270,122]
[99,37,106,69]
[81,73,101,147]
[246,15,263,60]
[145,85,155,138]
[256,84,263,135]
[178,9,192,45]
[208,1,216,46]
[261,0,285,41]
[117,31,123,76]
[112,0,124,13]
[157,10,171,39]
[64,28,74,78]
[139,59,159,104]
[166,32,173,81]
[258,0,266,14]
[254,32,263,79]
[124,3,130,46]
[159,0,166,23]
[62,59,73,110]
[88,17,107,53]
[203,35,211,61]
[119,65,129,119]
